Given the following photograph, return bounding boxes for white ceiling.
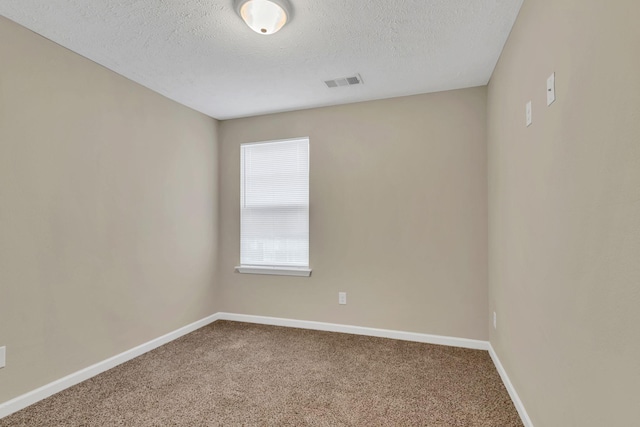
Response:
[0,0,524,120]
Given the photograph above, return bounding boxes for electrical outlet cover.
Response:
[338,292,347,305]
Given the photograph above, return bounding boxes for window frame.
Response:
[235,137,311,277]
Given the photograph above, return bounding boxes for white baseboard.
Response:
[0,313,221,419]
[215,312,490,350]
[2,312,531,427]
[489,344,534,427]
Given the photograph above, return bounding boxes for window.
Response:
[236,137,311,277]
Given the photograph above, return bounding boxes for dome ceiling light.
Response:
[233,0,293,35]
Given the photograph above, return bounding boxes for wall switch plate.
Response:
[526,101,532,127]
[547,72,556,106]
[0,346,5,368]
[338,292,347,305]
[493,312,497,330]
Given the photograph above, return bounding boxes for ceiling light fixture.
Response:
[234,0,292,35]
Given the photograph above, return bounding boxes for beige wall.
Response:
[217,88,488,340]
[488,0,640,425]
[0,17,219,403]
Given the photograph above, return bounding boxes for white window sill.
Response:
[235,265,312,277]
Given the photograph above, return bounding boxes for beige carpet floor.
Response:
[0,321,523,426]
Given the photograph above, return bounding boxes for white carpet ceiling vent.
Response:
[0,0,525,119]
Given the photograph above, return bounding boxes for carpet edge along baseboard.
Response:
[1,312,530,427]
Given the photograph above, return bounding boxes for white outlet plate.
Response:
[338,292,347,305]
[547,72,556,106]
[493,312,497,329]
[526,101,532,127]
[0,346,6,368]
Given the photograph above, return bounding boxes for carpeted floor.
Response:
[0,321,523,426]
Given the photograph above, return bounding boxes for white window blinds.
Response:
[240,137,309,268]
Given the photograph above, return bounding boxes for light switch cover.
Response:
[547,72,556,106]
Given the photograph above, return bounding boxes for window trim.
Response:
[237,136,311,277]
[235,265,312,277]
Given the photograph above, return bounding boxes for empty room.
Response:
[0,0,638,426]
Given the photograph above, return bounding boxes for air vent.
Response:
[324,74,363,88]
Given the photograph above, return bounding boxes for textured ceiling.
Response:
[0,0,524,119]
